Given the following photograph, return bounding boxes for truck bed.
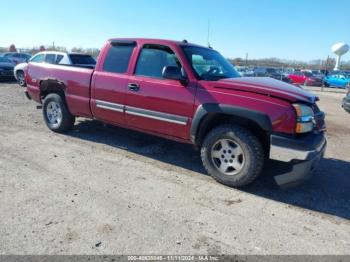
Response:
[26,62,94,118]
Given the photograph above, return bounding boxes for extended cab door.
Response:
[91,42,136,125]
[125,44,196,139]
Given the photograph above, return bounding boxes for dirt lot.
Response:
[0,82,349,255]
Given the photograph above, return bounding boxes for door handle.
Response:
[128,83,140,92]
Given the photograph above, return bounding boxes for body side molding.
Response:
[125,106,188,125]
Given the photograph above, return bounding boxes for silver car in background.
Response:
[14,51,96,86]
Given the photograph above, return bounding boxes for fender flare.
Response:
[190,103,272,144]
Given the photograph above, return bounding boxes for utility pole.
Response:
[245,53,248,70]
[322,55,330,92]
[325,55,329,72]
[207,20,211,48]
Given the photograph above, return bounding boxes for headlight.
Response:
[293,103,315,133]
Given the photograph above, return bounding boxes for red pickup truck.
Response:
[25,38,326,188]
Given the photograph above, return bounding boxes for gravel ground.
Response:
[0,82,349,255]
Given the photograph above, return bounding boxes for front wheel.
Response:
[201,125,264,187]
[43,93,75,133]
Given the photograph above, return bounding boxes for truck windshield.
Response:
[69,54,96,65]
[182,46,240,81]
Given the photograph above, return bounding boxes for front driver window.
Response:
[135,45,182,79]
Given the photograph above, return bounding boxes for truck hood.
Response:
[213,77,316,103]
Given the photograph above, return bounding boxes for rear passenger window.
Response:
[103,44,135,74]
[45,54,56,64]
[55,55,64,64]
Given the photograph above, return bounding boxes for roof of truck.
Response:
[107,38,209,49]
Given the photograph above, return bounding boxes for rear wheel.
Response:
[42,93,75,133]
[201,125,264,187]
[16,71,26,87]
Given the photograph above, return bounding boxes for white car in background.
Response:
[14,51,96,86]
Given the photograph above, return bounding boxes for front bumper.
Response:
[0,70,14,78]
[269,132,327,187]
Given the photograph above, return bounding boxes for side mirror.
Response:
[162,66,183,81]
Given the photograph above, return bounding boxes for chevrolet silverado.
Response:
[25,38,327,188]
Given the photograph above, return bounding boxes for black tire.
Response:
[42,93,75,133]
[16,71,26,87]
[201,125,264,187]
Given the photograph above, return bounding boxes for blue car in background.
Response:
[324,74,350,88]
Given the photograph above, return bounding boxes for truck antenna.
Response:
[207,20,211,48]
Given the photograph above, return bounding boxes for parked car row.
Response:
[2,51,349,90]
[236,67,293,84]
[237,66,350,88]
[254,67,292,83]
